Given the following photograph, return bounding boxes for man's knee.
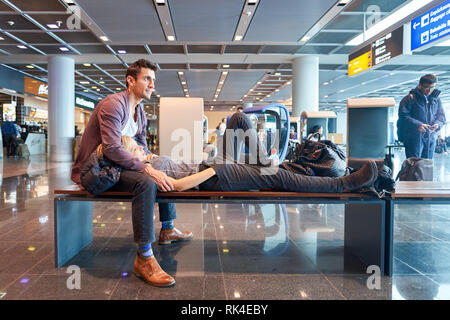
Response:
[135,174,158,194]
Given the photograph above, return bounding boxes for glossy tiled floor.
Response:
[1,150,450,300]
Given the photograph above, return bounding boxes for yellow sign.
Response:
[348,51,372,77]
[24,76,48,98]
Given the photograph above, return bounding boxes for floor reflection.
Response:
[1,150,450,299]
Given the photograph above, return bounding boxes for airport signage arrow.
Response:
[411,0,450,51]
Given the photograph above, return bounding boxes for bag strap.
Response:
[307,132,321,141]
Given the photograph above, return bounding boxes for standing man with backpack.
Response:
[397,74,446,159]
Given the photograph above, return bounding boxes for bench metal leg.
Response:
[384,200,394,276]
[54,199,93,267]
[344,203,385,275]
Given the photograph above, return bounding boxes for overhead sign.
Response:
[24,76,48,98]
[411,0,450,51]
[372,26,404,67]
[348,26,404,76]
[348,45,372,76]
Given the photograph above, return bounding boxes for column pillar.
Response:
[292,56,319,117]
[48,56,75,162]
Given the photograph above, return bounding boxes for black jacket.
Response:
[80,152,122,195]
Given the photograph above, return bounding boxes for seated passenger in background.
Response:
[435,135,448,155]
[306,125,323,141]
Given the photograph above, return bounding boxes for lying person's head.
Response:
[95,136,147,161]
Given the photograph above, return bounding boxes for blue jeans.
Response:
[110,170,176,243]
[405,133,437,159]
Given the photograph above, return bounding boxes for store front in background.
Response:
[22,77,48,155]
[74,95,96,135]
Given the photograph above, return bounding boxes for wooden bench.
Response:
[54,186,388,275]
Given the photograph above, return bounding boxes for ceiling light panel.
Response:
[233,0,261,41]
[153,0,177,42]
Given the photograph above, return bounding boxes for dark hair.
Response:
[126,59,157,88]
[308,125,322,135]
[237,106,243,111]
[420,74,437,86]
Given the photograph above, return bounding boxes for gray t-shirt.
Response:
[147,156,200,179]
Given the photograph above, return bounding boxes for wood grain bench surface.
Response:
[54,184,368,199]
[392,181,450,199]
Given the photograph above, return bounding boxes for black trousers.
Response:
[199,163,343,193]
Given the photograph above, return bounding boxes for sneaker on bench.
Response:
[159,227,193,245]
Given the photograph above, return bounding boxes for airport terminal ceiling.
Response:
[1,0,450,114]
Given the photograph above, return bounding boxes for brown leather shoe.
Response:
[133,255,175,287]
[159,227,193,245]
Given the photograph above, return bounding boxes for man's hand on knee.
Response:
[144,164,174,192]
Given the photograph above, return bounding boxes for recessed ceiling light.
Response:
[248,0,258,4]
[96,89,100,91]
[59,47,69,52]
[234,35,243,41]
[301,36,311,42]
[83,63,91,67]
[83,89,88,92]
[167,35,175,41]
[117,50,127,54]
[98,97,102,100]
[91,86,97,89]
[47,24,59,29]
[323,82,329,85]
[80,81,90,84]
[116,88,121,91]
[339,89,345,93]
[275,72,281,76]
[100,36,109,42]
[17,45,27,49]
[0,37,4,40]
[26,65,34,69]
[286,81,291,85]
[181,81,186,84]
[99,81,105,84]
[223,71,228,75]
[156,0,166,4]
[63,0,75,4]
[178,72,184,75]
[222,65,230,68]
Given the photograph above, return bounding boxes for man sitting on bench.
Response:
[72,59,191,288]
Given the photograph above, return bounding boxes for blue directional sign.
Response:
[411,0,450,51]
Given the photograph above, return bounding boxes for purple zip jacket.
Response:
[71,90,149,184]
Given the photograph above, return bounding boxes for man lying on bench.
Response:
[82,135,378,201]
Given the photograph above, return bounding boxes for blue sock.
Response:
[161,220,174,230]
[138,242,153,259]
